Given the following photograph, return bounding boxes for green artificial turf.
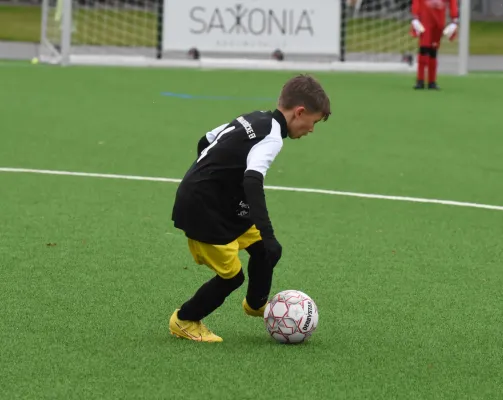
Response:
[1,64,503,399]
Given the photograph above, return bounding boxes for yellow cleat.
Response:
[242,298,267,317]
[169,309,223,343]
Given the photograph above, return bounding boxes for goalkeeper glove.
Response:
[443,20,458,41]
[410,18,425,37]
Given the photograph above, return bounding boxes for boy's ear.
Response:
[294,106,306,117]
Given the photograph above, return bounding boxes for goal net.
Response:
[40,0,160,65]
[39,0,469,74]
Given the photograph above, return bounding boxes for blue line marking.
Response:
[161,92,275,102]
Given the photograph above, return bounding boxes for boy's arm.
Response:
[411,0,420,19]
[410,0,425,36]
[243,170,275,239]
[443,0,459,41]
[449,0,459,20]
[243,134,283,266]
[243,170,282,267]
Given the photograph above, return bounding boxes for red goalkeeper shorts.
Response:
[420,21,444,48]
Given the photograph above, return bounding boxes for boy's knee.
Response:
[225,268,245,290]
[246,240,266,258]
[419,46,430,55]
[246,240,280,269]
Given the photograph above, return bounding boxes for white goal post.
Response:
[39,0,470,74]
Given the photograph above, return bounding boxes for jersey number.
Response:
[197,125,236,163]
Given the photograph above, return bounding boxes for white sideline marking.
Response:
[1,167,503,212]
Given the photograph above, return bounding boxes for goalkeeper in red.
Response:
[410,0,459,90]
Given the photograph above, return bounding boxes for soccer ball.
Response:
[264,290,319,344]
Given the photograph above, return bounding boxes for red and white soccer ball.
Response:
[264,290,319,344]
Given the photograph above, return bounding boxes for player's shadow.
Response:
[233,332,317,348]
[148,331,324,350]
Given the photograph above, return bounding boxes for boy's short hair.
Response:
[278,74,331,121]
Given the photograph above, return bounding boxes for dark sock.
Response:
[245,241,275,310]
[178,269,244,321]
[428,48,438,83]
[417,46,430,82]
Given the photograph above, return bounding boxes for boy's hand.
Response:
[443,22,458,40]
[411,18,425,36]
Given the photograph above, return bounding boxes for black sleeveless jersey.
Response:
[172,109,288,244]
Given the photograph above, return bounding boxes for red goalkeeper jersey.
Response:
[412,0,458,27]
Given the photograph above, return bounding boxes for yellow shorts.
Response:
[187,225,262,279]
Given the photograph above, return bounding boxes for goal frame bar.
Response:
[39,0,470,75]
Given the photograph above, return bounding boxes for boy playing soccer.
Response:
[169,74,331,342]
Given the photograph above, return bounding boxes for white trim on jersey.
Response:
[245,119,283,177]
[197,125,236,163]
[206,123,229,144]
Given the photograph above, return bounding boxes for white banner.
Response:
[162,0,340,56]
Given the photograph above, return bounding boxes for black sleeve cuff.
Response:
[243,170,274,239]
